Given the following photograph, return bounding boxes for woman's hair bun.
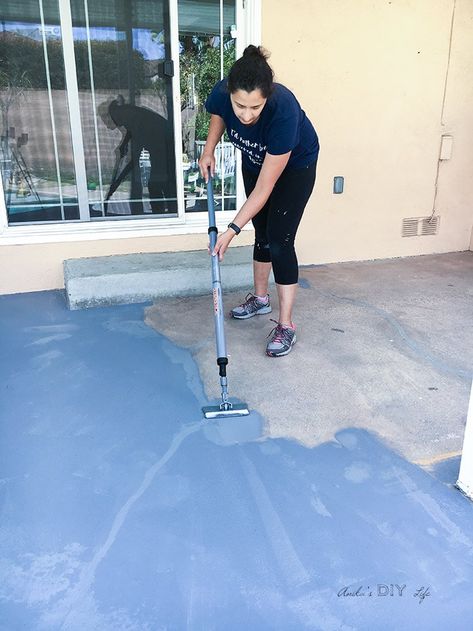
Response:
[228,45,274,98]
[242,45,269,60]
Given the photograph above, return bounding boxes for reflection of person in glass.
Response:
[102,96,176,215]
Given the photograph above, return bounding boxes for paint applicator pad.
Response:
[203,409,265,446]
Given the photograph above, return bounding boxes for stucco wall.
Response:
[262,0,473,264]
[1,0,472,295]
[0,231,253,294]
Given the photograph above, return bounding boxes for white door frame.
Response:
[58,0,90,221]
[235,0,261,212]
[169,0,186,221]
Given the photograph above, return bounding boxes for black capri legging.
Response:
[242,160,317,285]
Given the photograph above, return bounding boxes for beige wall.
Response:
[0,232,254,294]
[1,0,472,294]
[263,0,473,264]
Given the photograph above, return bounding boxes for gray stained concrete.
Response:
[1,254,473,629]
[146,251,473,465]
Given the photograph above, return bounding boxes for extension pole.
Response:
[206,174,230,410]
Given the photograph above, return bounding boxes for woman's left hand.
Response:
[210,229,235,261]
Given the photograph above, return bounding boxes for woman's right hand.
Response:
[198,151,215,183]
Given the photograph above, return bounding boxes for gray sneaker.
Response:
[266,320,297,357]
[230,293,272,319]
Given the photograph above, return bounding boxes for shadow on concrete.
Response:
[1,291,473,630]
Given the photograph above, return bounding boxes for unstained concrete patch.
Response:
[145,252,473,465]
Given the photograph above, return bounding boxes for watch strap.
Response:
[228,222,241,235]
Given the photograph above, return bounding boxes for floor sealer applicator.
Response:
[202,172,250,420]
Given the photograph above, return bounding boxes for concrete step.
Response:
[64,246,256,310]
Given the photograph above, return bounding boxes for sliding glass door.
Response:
[0,0,237,226]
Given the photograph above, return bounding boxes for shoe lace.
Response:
[267,319,293,344]
[240,293,258,309]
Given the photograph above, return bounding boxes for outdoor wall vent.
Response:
[420,216,440,236]
[402,216,440,237]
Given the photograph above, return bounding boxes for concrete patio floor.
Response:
[1,252,473,630]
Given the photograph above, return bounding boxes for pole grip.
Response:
[207,170,218,251]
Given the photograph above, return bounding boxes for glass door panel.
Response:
[1,1,239,226]
[0,0,78,224]
[178,0,237,213]
[70,0,178,219]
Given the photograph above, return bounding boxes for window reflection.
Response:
[0,4,78,224]
[98,96,176,215]
[71,0,177,218]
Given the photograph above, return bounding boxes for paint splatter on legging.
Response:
[242,160,317,285]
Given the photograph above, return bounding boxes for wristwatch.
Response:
[228,222,241,235]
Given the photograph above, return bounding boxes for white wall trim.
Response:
[235,0,262,211]
[457,381,473,501]
[241,0,262,48]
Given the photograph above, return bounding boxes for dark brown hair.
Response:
[227,45,274,98]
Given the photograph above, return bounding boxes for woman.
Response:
[198,45,319,357]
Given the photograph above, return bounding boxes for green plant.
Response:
[179,39,235,141]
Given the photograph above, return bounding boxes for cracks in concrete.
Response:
[312,288,473,382]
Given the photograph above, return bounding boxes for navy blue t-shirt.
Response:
[205,79,319,172]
